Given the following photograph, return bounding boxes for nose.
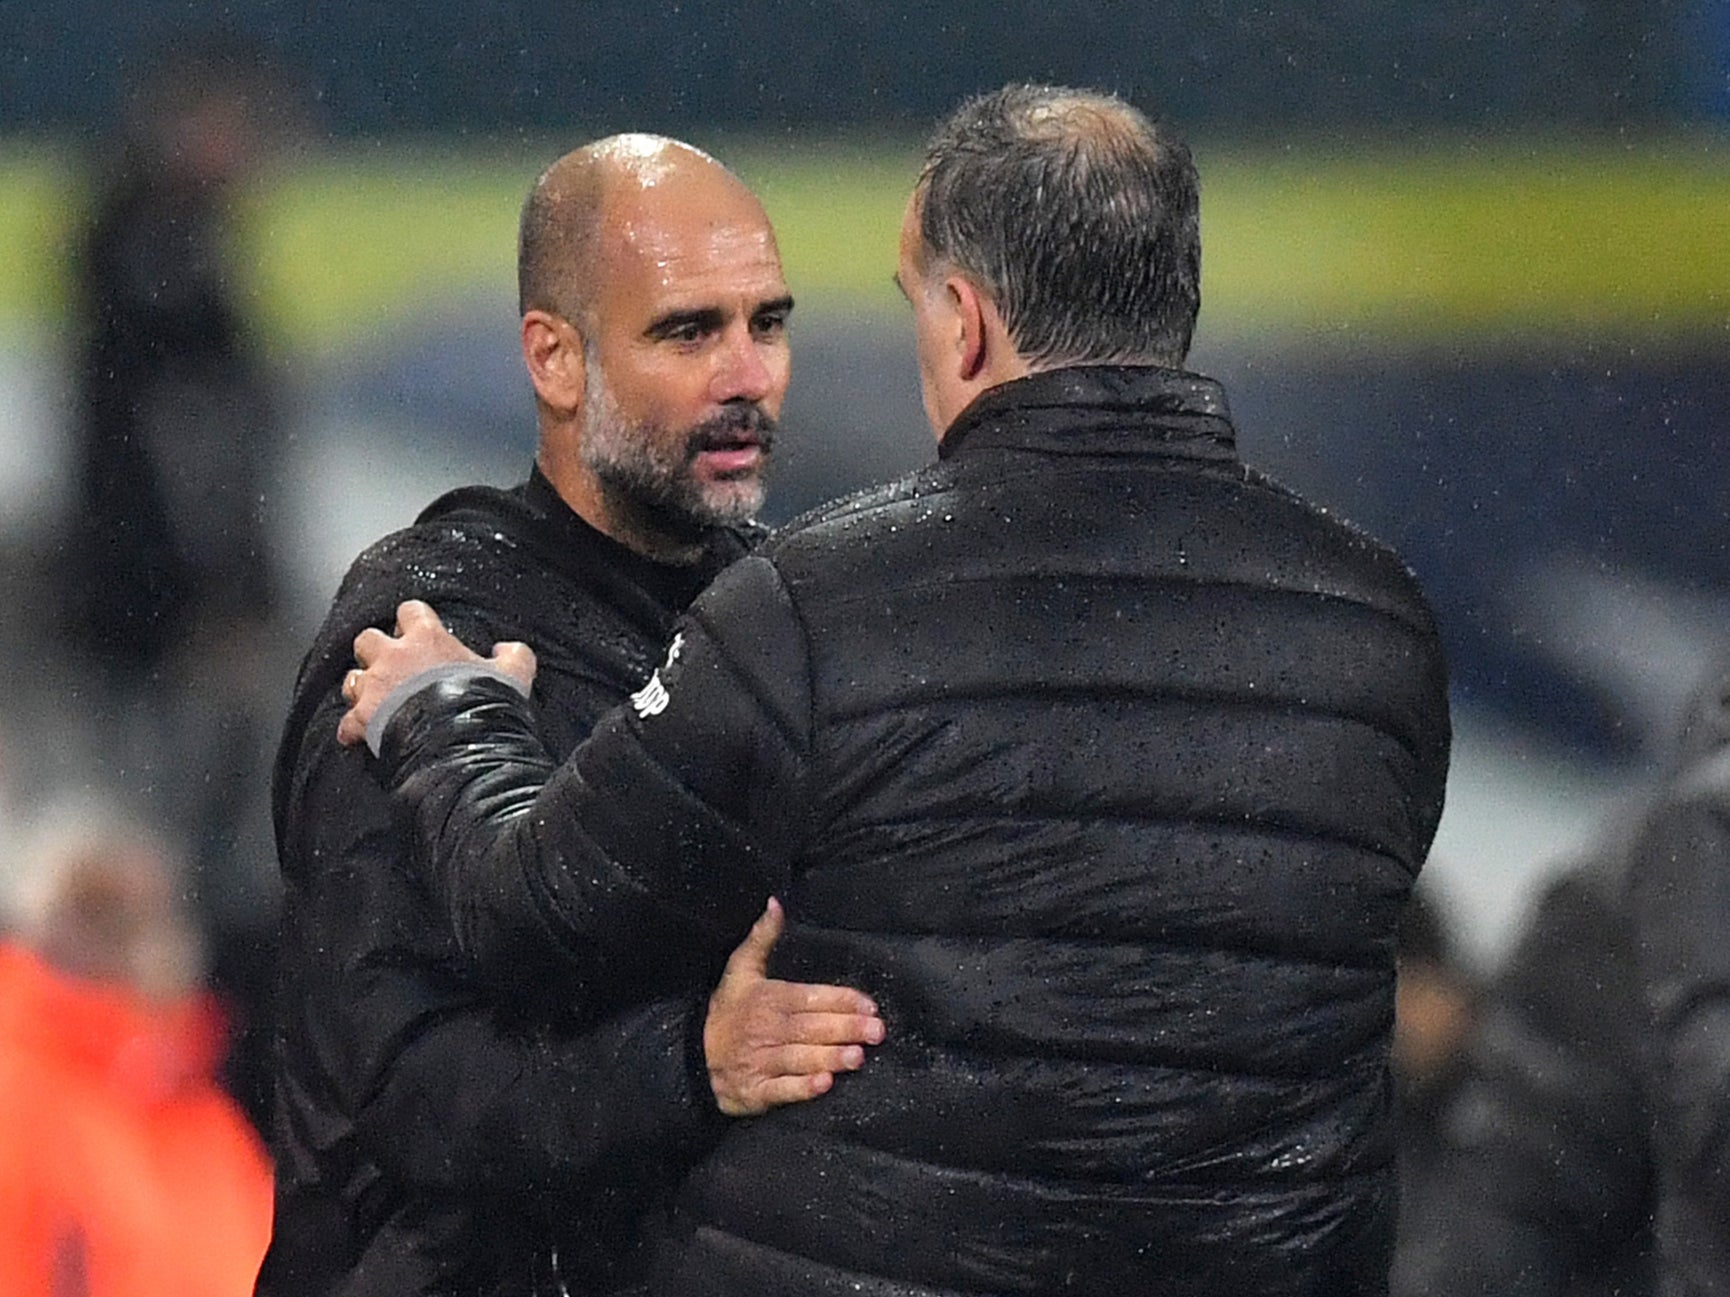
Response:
[711,324,776,405]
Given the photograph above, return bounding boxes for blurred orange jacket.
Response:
[0,941,273,1297]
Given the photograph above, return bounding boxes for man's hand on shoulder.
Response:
[705,898,886,1117]
[336,599,539,747]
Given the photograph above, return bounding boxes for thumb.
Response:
[490,641,538,689]
[726,898,784,979]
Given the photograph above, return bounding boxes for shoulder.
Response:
[285,490,550,738]
[753,465,955,580]
[773,467,953,545]
[1235,465,1443,639]
[323,487,552,641]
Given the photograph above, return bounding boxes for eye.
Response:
[752,309,790,338]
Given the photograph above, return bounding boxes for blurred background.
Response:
[0,1,1725,1121]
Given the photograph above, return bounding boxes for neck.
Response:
[536,442,705,566]
[588,493,708,565]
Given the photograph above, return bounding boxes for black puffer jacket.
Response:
[380,367,1452,1296]
[259,470,749,1297]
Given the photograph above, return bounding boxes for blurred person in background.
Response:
[0,805,273,1297]
[1383,669,1730,1296]
[1392,851,1656,1297]
[54,33,304,1129]
[62,34,287,672]
[343,83,1451,1296]
[1391,884,1479,1214]
[259,136,881,1297]
[1625,658,1730,1297]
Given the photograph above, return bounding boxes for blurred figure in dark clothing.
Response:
[1392,851,1656,1297]
[55,37,302,1130]
[1382,667,1730,1297]
[1625,660,1730,1297]
[63,36,285,671]
[1392,885,1478,1210]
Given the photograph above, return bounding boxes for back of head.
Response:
[517,145,611,328]
[916,83,1201,369]
[7,805,203,1005]
[123,33,292,188]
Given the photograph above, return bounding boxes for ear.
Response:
[521,310,587,414]
[946,275,989,382]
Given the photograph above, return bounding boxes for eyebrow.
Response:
[645,306,725,340]
[643,295,796,340]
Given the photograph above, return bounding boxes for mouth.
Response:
[692,413,773,480]
[695,437,764,484]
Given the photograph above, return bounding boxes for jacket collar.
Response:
[937,364,1237,466]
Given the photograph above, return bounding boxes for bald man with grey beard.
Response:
[256,136,882,1297]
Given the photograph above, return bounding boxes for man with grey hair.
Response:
[259,135,881,1297]
[346,85,1450,1295]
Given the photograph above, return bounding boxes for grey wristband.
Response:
[365,662,532,757]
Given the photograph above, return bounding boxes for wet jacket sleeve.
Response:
[284,680,726,1203]
[1628,760,1730,1238]
[374,555,813,996]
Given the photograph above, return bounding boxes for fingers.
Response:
[749,1072,837,1109]
[489,640,539,690]
[724,898,785,981]
[395,599,442,635]
[353,626,391,668]
[717,1042,865,1117]
[704,900,886,1116]
[336,664,379,747]
[335,707,366,748]
[770,1042,869,1074]
[737,992,884,1047]
[816,1010,885,1048]
[340,600,494,749]
[740,1042,867,1079]
[777,980,878,1019]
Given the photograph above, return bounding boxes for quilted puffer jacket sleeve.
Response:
[375,555,814,998]
[286,711,725,1200]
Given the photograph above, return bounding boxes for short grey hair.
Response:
[916,83,1201,369]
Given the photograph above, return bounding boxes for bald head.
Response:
[517,134,760,331]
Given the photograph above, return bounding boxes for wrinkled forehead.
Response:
[595,175,786,316]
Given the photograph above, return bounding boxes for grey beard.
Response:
[583,397,775,548]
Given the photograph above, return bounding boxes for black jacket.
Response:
[258,471,751,1297]
[379,368,1452,1296]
